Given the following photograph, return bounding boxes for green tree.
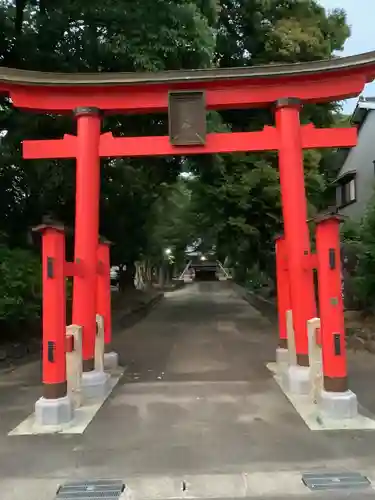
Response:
[185,0,351,285]
[0,0,353,324]
[0,244,41,329]
[0,0,218,287]
[0,0,218,320]
[349,197,375,311]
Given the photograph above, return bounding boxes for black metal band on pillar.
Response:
[74,107,102,118]
[275,97,302,109]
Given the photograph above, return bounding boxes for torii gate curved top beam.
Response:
[1,50,375,113]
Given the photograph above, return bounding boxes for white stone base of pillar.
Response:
[81,370,110,400]
[319,389,358,420]
[35,395,73,426]
[282,365,310,395]
[276,347,289,368]
[104,351,119,371]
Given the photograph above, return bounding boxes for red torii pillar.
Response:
[33,222,73,425]
[275,234,291,366]
[32,218,113,424]
[72,107,109,397]
[276,98,317,394]
[97,238,118,370]
[73,107,101,373]
[315,214,358,418]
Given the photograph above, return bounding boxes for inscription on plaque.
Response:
[168,91,206,146]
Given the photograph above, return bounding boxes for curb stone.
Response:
[113,292,164,332]
[232,282,277,321]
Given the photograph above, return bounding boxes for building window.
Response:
[336,173,356,208]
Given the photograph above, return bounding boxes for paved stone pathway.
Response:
[2,282,375,500]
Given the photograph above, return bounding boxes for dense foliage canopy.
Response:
[0,0,354,330]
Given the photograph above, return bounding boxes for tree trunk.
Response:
[118,262,136,291]
[15,0,27,35]
[158,264,165,288]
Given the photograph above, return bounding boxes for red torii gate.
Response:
[1,51,375,424]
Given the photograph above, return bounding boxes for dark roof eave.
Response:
[351,97,375,126]
[1,50,375,87]
[333,169,357,185]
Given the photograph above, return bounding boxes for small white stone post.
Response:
[66,324,83,409]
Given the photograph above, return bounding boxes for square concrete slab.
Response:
[267,362,375,431]
[8,368,124,436]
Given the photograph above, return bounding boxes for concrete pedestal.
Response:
[282,365,310,395]
[276,347,289,370]
[319,389,358,419]
[35,395,73,426]
[81,370,110,400]
[104,351,119,371]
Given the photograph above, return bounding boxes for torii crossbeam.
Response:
[23,124,357,159]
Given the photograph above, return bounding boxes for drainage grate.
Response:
[302,471,371,491]
[56,480,125,500]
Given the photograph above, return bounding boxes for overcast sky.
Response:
[319,0,375,114]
